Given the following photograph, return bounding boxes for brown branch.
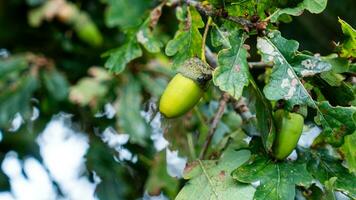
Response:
[199,92,230,159]
[248,61,273,68]
[232,97,253,121]
[205,47,218,69]
[205,48,271,69]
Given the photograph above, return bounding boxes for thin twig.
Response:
[205,49,271,69]
[199,92,230,159]
[248,61,273,68]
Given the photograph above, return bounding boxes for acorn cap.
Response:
[178,57,212,89]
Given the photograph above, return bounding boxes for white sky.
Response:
[0,113,98,200]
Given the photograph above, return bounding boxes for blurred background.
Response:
[0,0,355,199]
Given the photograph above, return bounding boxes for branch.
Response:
[248,61,273,68]
[199,92,230,159]
[205,47,218,69]
[205,48,271,69]
[232,97,254,121]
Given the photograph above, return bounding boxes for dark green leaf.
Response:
[0,55,28,79]
[306,148,356,199]
[43,69,69,101]
[145,151,179,198]
[314,101,356,146]
[248,80,276,152]
[104,37,142,74]
[105,0,150,29]
[0,75,38,127]
[117,74,149,145]
[232,154,313,200]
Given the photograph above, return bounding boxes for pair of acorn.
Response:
[159,58,304,160]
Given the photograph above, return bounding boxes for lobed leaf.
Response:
[213,29,250,100]
[269,0,328,22]
[314,101,356,146]
[232,154,313,200]
[338,18,356,58]
[306,148,356,199]
[104,37,142,74]
[165,7,204,69]
[176,149,255,200]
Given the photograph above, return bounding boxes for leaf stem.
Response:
[201,17,212,62]
[199,92,230,159]
[263,9,280,22]
[187,133,197,159]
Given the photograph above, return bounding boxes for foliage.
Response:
[0,0,355,199]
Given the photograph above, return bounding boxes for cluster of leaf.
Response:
[0,0,356,199]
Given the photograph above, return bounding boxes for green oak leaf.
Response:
[306,148,356,199]
[340,131,356,174]
[314,101,356,147]
[338,18,356,58]
[165,6,204,69]
[0,55,28,79]
[105,0,150,29]
[210,23,230,48]
[0,75,38,127]
[42,69,69,101]
[257,30,315,108]
[104,36,142,74]
[176,149,255,200]
[69,67,111,107]
[270,0,328,22]
[136,20,163,53]
[248,81,276,152]
[144,151,179,199]
[320,54,349,87]
[232,154,313,200]
[291,53,331,77]
[69,78,108,107]
[213,30,249,100]
[117,74,149,146]
[86,138,130,200]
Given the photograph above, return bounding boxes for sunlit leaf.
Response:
[257,30,314,108]
[338,18,356,58]
[213,29,249,100]
[270,0,328,22]
[136,20,163,53]
[165,6,204,69]
[340,131,356,174]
